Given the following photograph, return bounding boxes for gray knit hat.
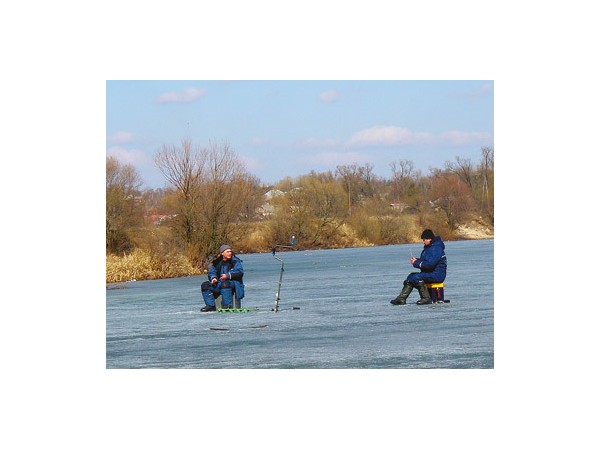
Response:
[219,244,232,254]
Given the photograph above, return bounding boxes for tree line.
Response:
[107,140,493,275]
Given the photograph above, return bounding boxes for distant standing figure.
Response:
[201,244,245,312]
[390,229,447,305]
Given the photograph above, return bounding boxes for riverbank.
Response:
[106,249,202,284]
[106,225,493,284]
[454,220,495,240]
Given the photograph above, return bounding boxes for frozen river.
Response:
[106,239,493,368]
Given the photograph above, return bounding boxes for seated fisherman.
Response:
[201,244,245,312]
[390,229,447,305]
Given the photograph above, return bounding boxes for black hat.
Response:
[421,229,435,240]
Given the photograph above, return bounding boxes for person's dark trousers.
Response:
[201,281,217,307]
[219,281,234,307]
[201,280,237,308]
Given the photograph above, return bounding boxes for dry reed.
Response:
[106,248,201,283]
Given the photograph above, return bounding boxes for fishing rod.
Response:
[271,235,295,312]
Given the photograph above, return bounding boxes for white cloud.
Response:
[107,131,135,144]
[106,146,149,166]
[156,87,207,104]
[347,125,492,147]
[319,89,340,103]
[347,126,431,147]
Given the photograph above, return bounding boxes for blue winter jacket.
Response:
[413,236,447,282]
[208,254,245,299]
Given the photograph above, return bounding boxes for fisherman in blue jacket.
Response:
[391,229,447,305]
[201,244,245,312]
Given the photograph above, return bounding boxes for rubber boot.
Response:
[391,282,412,305]
[415,281,432,305]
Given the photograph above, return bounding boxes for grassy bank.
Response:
[106,248,202,283]
[106,216,493,284]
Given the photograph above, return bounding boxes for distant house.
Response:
[256,189,285,218]
[264,189,284,201]
[145,214,177,225]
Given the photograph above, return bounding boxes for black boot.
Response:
[391,282,413,305]
[415,281,432,305]
[201,305,216,312]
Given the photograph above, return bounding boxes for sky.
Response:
[106,80,493,188]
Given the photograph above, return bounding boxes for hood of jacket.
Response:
[428,236,445,250]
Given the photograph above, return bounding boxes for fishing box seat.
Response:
[214,293,241,310]
[426,282,448,303]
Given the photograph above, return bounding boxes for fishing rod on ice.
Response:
[271,235,295,312]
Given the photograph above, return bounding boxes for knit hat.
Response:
[219,244,232,254]
[420,229,435,240]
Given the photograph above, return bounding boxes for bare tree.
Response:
[390,159,415,200]
[390,159,414,179]
[106,156,143,254]
[297,173,346,246]
[360,162,376,198]
[445,156,474,189]
[428,173,475,229]
[237,174,264,221]
[335,162,377,215]
[196,141,256,258]
[154,139,254,265]
[154,138,205,196]
[480,146,494,222]
[154,139,206,247]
